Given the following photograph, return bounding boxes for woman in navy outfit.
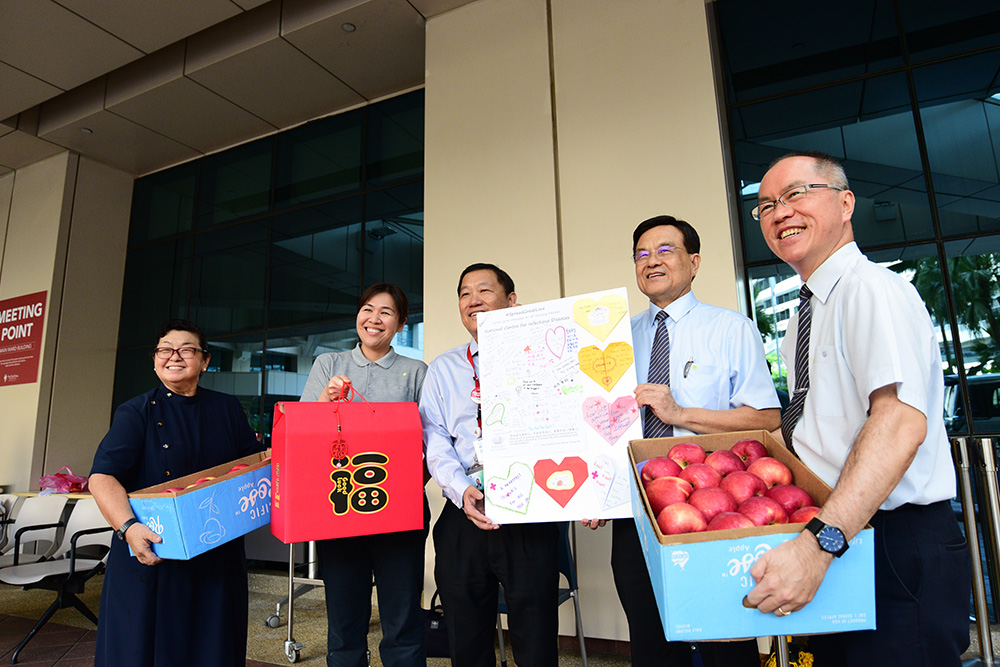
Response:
[89,319,263,666]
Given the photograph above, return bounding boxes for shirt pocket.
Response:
[809,345,845,418]
[677,362,723,406]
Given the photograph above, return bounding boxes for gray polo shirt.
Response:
[300,344,427,404]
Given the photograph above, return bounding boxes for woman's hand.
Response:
[318,375,352,402]
[125,523,164,566]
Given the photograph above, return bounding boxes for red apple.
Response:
[707,511,755,532]
[719,471,768,504]
[194,476,217,485]
[667,442,706,468]
[656,502,708,535]
[679,463,722,489]
[746,457,793,488]
[704,449,745,477]
[641,456,683,485]
[766,484,815,515]
[228,464,250,473]
[731,438,768,465]
[737,496,789,526]
[789,506,821,523]
[644,477,694,516]
[688,486,738,523]
[162,487,185,493]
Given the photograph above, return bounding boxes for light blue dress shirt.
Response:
[420,339,482,507]
[632,291,780,436]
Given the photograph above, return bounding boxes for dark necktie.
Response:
[780,284,814,454]
[643,310,673,438]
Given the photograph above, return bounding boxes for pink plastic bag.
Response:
[38,466,89,493]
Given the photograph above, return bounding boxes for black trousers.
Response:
[809,500,971,666]
[611,518,760,667]
[433,502,559,667]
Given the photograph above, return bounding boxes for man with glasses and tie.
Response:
[745,152,971,666]
[611,215,780,666]
[420,263,560,667]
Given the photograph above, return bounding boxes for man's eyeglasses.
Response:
[751,184,845,221]
[154,346,207,359]
[633,245,683,265]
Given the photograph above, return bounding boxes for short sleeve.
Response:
[90,400,146,487]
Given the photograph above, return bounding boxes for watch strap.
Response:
[117,517,139,541]
[804,517,848,557]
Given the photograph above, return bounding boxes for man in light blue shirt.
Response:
[420,263,559,667]
[616,215,781,666]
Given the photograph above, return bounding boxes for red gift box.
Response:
[270,400,424,543]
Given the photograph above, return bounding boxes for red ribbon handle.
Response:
[329,382,376,463]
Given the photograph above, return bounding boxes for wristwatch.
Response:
[116,517,139,541]
[804,517,848,557]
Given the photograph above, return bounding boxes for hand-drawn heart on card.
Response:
[590,454,631,510]
[578,342,634,391]
[533,457,588,508]
[573,295,628,341]
[484,403,505,426]
[545,326,566,359]
[582,396,640,445]
[485,462,534,514]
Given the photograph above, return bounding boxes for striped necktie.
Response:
[643,310,673,438]
[780,284,814,454]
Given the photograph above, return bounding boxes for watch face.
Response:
[818,526,846,553]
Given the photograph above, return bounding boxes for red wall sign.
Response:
[0,291,47,387]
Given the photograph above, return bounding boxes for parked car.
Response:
[944,373,1000,435]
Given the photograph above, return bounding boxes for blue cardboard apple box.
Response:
[629,430,875,640]
[128,451,271,560]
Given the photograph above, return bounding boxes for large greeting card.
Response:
[477,288,640,523]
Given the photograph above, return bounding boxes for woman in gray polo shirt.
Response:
[300,282,428,667]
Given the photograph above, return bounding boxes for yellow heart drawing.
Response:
[573,295,628,341]
[578,342,634,391]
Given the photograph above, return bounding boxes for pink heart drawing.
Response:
[545,326,566,359]
[582,396,640,445]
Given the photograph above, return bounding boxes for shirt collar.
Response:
[350,343,397,369]
[646,290,698,325]
[805,242,862,304]
[468,338,479,356]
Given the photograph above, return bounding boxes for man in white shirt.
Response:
[613,216,781,666]
[420,263,559,667]
[746,152,971,665]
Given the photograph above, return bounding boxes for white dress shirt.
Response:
[782,242,956,509]
[632,291,780,437]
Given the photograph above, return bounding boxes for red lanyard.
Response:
[467,345,482,429]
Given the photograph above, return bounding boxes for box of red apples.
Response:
[127,451,271,560]
[628,430,875,641]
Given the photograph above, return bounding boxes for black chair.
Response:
[0,497,112,664]
[496,522,587,667]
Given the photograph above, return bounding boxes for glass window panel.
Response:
[942,236,1000,434]
[748,262,801,403]
[190,221,269,335]
[362,183,424,312]
[715,0,901,104]
[112,347,160,413]
[274,110,363,210]
[117,237,191,348]
[200,331,264,441]
[129,162,196,245]
[900,0,1000,63]
[269,198,364,329]
[196,137,273,229]
[366,90,424,187]
[914,55,1000,237]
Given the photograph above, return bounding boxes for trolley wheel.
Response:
[284,640,302,664]
[266,614,280,629]
[286,648,299,664]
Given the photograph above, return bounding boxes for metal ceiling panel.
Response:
[0,128,65,171]
[0,62,62,121]
[283,0,425,101]
[0,0,143,90]
[53,0,244,54]
[408,0,478,18]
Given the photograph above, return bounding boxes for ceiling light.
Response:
[342,23,356,32]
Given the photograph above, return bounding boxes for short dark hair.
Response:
[768,151,849,190]
[632,215,701,255]
[457,263,515,296]
[358,282,410,324]
[154,319,207,351]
